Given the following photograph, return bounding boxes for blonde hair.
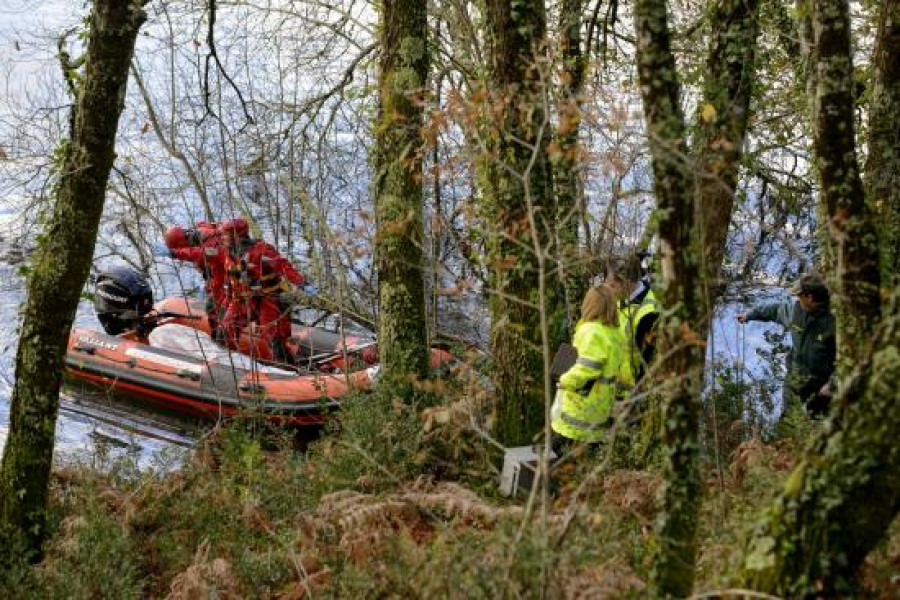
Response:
[581,285,619,326]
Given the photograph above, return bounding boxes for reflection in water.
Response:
[0,246,198,470]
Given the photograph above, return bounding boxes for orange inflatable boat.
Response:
[65,322,378,425]
[64,266,452,425]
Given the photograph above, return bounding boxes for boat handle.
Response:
[239,382,265,395]
[176,369,200,381]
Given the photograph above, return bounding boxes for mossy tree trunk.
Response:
[865,0,900,285]
[633,0,762,595]
[482,0,558,446]
[694,0,760,304]
[373,0,431,387]
[808,0,881,368]
[555,0,587,336]
[633,0,704,596]
[791,0,837,271]
[0,0,146,557]
[742,298,900,596]
[740,1,898,595]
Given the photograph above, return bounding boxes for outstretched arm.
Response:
[738,299,793,327]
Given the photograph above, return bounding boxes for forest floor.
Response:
[1,387,898,599]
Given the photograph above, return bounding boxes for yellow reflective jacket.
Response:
[552,318,630,443]
[618,290,660,382]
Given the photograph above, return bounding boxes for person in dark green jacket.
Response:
[737,273,836,416]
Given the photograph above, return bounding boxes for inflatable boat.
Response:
[65,322,379,425]
[63,266,412,425]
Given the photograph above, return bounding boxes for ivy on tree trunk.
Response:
[633,0,705,596]
[808,0,881,370]
[865,0,900,286]
[373,0,431,388]
[741,1,899,595]
[554,0,587,337]
[482,0,558,447]
[742,294,900,596]
[0,0,146,557]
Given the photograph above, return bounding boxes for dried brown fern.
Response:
[558,560,646,599]
[166,540,241,600]
[600,470,661,521]
[307,479,552,548]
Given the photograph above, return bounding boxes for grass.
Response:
[1,382,898,599]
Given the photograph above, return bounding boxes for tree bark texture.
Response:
[694,0,761,302]
[865,0,900,285]
[555,0,587,336]
[795,0,818,121]
[742,291,900,596]
[373,0,431,385]
[633,0,706,596]
[0,0,146,554]
[740,3,898,595]
[482,0,557,446]
[792,0,837,271]
[809,0,881,371]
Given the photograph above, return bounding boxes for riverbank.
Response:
[2,389,898,599]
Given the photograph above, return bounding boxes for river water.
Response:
[0,234,199,471]
[0,0,790,469]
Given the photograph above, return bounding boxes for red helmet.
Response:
[219,217,249,239]
[165,225,190,249]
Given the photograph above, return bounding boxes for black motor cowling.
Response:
[94,266,154,335]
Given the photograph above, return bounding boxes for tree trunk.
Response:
[633,0,706,596]
[741,1,895,595]
[694,0,761,304]
[373,0,431,386]
[483,0,557,446]
[742,293,900,597]
[790,0,837,272]
[809,0,880,370]
[555,0,587,336]
[0,0,146,556]
[865,0,900,285]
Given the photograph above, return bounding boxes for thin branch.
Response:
[202,0,254,128]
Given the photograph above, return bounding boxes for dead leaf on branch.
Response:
[700,103,717,123]
[680,322,707,347]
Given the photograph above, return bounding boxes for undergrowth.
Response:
[1,378,898,599]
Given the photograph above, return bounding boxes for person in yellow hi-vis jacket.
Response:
[552,284,632,445]
[607,254,660,383]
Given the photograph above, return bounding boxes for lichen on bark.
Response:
[0,0,147,557]
[373,0,431,388]
[633,0,706,595]
[865,0,900,286]
[740,1,900,595]
[480,0,559,447]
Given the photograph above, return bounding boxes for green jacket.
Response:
[552,319,630,443]
[746,298,836,397]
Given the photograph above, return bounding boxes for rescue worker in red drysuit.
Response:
[161,222,228,336]
[217,217,306,363]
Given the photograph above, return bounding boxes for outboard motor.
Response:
[94,266,154,336]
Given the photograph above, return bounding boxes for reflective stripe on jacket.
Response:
[551,318,630,443]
